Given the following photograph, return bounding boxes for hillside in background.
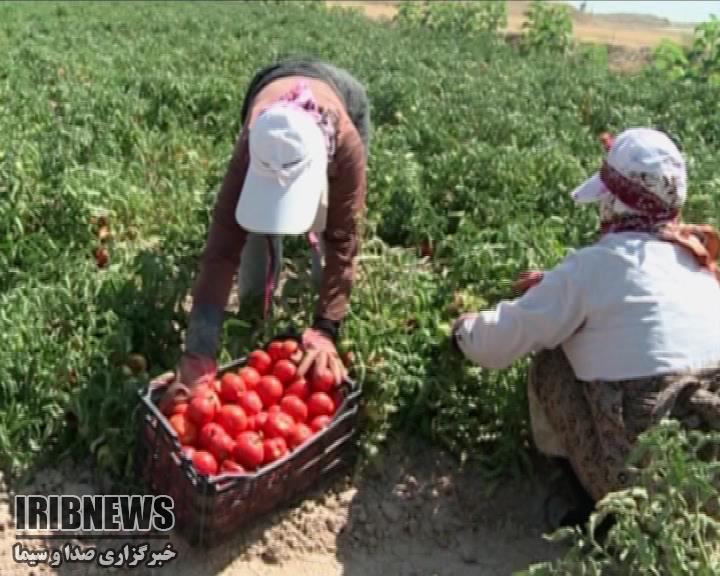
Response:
[327,0,695,48]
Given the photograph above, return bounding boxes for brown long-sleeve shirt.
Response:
[191,76,367,332]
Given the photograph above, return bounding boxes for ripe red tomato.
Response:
[263,412,295,441]
[220,459,246,475]
[233,431,264,470]
[190,381,216,398]
[219,373,246,404]
[312,369,335,393]
[267,341,286,362]
[283,339,299,358]
[181,445,196,460]
[188,390,220,426]
[257,375,283,408]
[94,246,109,268]
[215,404,247,437]
[245,414,256,432]
[280,395,308,423]
[273,359,297,385]
[169,413,197,445]
[192,450,218,476]
[199,423,235,460]
[285,378,310,400]
[212,379,222,394]
[307,392,335,418]
[310,415,332,432]
[262,436,288,464]
[238,390,263,416]
[198,422,227,451]
[248,350,272,375]
[288,423,312,449]
[215,436,236,462]
[268,405,282,415]
[238,366,261,390]
[253,411,269,433]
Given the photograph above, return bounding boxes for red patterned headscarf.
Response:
[596,130,719,282]
[515,129,719,294]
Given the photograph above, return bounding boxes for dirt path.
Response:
[0,436,564,575]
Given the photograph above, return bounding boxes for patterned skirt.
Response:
[527,347,720,501]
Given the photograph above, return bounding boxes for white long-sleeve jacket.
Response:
[454,232,720,382]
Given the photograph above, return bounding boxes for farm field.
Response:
[1,1,719,574]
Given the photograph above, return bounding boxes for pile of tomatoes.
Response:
[161,339,343,477]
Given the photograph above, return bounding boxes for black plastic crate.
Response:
[135,345,361,547]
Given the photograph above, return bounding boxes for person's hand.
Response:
[178,353,217,388]
[155,353,217,415]
[512,270,544,296]
[296,328,347,386]
[452,312,478,334]
[451,313,478,354]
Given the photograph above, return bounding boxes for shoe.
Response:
[543,459,596,531]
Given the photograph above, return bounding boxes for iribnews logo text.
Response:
[15,496,174,532]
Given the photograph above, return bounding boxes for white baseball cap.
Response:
[571,127,687,211]
[236,104,328,235]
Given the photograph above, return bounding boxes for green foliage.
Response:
[518,420,720,576]
[689,15,720,85]
[653,39,690,80]
[396,1,507,36]
[521,0,574,55]
[653,15,720,85]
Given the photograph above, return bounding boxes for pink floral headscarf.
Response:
[262,81,337,160]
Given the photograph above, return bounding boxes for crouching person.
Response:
[451,128,720,526]
[155,57,370,410]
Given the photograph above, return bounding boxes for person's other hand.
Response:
[155,353,217,415]
[513,270,544,296]
[296,328,347,386]
[451,313,479,355]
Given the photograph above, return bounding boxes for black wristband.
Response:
[451,330,462,354]
[312,316,341,342]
